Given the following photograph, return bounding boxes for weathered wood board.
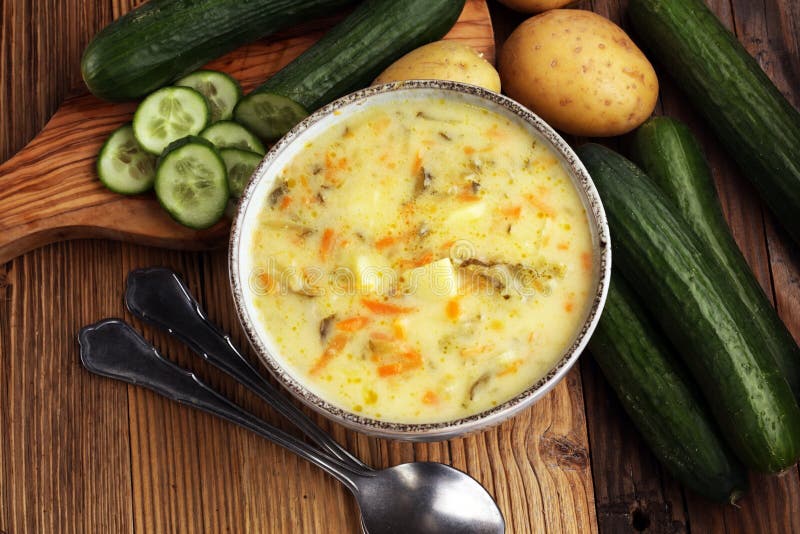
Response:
[2,0,799,532]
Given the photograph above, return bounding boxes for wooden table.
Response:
[2,1,799,532]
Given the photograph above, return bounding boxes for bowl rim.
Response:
[229,80,611,441]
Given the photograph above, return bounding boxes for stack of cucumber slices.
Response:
[96,70,265,229]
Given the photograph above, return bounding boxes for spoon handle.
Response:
[124,267,368,471]
[78,319,364,491]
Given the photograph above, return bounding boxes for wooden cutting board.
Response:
[0,1,495,266]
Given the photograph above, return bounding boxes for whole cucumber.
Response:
[628,0,800,245]
[234,0,466,140]
[590,272,748,503]
[632,116,800,401]
[577,143,800,473]
[81,0,356,101]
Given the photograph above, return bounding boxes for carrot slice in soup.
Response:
[524,193,555,217]
[445,298,460,321]
[375,236,397,250]
[497,359,523,377]
[422,390,439,405]
[378,363,403,377]
[400,350,422,368]
[411,251,434,267]
[457,192,481,202]
[581,252,593,272]
[362,299,415,315]
[320,228,335,260]
[376,349,422,378]
[412,151,423,175]
[336,316,370,332]
[256,272,277,294]
[310,333,348,375]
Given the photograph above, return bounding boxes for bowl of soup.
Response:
[230,80,610,440]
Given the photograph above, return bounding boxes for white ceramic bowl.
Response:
[229,80,611,441]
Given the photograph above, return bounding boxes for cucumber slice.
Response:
[176,70,243,123]
[97,124,157,194]
[219,148,263,197]
[200,121,266,155]
[133,86,210,155]
[155,136,229,229]
[233,92,308,141]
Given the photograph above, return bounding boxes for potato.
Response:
[498,10,658,137]
[497,0,574,14]
[373,41,501,93]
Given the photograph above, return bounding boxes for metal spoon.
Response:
[124,266,366,470]
[78,319,505,534]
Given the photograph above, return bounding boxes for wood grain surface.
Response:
[1,0,799,533]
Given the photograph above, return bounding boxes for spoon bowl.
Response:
[355,462,504,534]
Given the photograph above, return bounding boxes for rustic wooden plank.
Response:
[0,0,110,158]
[0,262,11,528]
[0,0,135,532]
[767,233,800,346]
[528,368,597,534]
[0,243,137,534]
[4,1,799,533]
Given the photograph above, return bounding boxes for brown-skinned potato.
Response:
[499,10,658,137]
[373,41,501,93]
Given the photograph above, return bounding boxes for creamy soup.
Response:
[246,97,595,423]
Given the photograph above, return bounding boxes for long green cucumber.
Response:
[234,0,466,140]
[632,116,800,401]
[577,143,800,473]
[81,0,356,101]
[628,0,800,244]
[590,272,748,502]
